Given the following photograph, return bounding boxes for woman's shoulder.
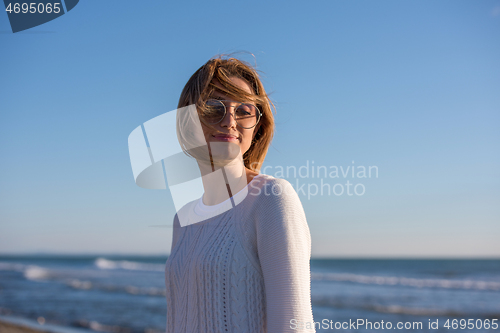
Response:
[246,174,303,214]
[249,173,297,198]
[245,174,310,241]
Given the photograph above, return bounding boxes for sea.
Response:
[0,256,498,333]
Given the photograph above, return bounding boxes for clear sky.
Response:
[1,0,499,257]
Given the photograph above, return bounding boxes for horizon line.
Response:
[0,252,498,260]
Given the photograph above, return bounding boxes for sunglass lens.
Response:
[235,104,258,128]
[203,100,225,123]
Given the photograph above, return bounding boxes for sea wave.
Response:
[65,280,167,297]
[23,265,52,281]
[94,258,165,272]
[73,319,163,333]
[0,260,167,296]
[0,262,26,272]
[67,279,93,290]
[73,319,133,333]
[0,262,55,281]
[311,272,500,291]
[311,295,465,316]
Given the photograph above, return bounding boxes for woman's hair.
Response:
[177,55,275,172]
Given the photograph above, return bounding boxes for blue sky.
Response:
[1,0,499,257]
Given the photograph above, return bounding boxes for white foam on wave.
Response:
[67,279,92,290]
[94,257,165,272]
[311,272,500,291]
[23,265,51,281]
[94,258,118,269]
[0,262,54,281]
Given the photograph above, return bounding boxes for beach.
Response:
[0,316,93,333]
[0,319,43,333]
[1,256,499,333]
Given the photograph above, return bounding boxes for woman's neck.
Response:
[197,154,256,206]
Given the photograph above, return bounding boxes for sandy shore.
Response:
[0,317,92,333]
[0,319,47,333]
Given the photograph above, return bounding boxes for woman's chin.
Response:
[211,154,241,167]
[208,141,241,162]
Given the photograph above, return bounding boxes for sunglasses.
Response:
[200,99,262,129]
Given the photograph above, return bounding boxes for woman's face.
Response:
[200,77,259,163]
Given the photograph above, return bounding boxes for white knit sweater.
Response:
[164,174,315,333]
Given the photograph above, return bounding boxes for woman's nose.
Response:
[219,105,238,128]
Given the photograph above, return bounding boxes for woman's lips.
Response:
[212,134,240,142]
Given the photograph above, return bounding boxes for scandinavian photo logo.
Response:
[253,160,379,200]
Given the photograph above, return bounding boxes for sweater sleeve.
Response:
[254,178,315,333]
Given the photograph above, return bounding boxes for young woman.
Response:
[164,55,315,332]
